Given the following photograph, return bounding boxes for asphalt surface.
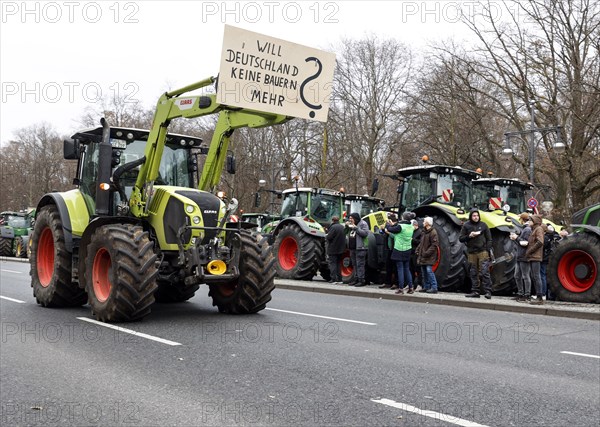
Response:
[1,258,599,426]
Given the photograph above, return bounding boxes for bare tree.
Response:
[459,0,600,218]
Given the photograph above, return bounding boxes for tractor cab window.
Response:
[401,174,434,211]
[347,199,380,217]
[280,192,308,218]
[80,142,100,214]
[5,215,30,228]
[310,193,342,223]
[473,183,495,209]
[438,173,472,208]
[505,185,526,213]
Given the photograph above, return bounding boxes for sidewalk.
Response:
[275,278,600,321]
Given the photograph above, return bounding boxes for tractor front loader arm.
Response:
[130,76,290,218]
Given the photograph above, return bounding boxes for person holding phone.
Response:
[459,208,493,299]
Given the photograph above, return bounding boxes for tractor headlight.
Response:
[192,216,200,224]
[185,204,195,214]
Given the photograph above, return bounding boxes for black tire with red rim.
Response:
[273,223,322,280]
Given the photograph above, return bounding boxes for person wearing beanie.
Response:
[526,214,545,305]
[379,213,399,289]
[459,208,493,299]
[346,212,370,287]
[511,213,533,302]
[385,211,415,294]
[326,216,346,284]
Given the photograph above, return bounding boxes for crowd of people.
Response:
[325,208,566,305]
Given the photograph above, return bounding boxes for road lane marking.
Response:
[560,351,600,359]
[77,317,182,346]
[372,398,488,427]
[0,295,26,303]
[266,308,377,325]
[1,269,22,274]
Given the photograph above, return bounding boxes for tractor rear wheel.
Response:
[273,223,322,280]
[84,224,158,322]
[155,280,199,303]
[0,238,11,256]
[30,205,87,307]
[489,230,517,295]
[432,215,468,292]
[15,237,27,258]
[547,233,600,303]
[209,230,275,313]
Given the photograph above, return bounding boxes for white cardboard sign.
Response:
[217,25,336,122]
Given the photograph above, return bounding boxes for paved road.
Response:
[1,259,599,426]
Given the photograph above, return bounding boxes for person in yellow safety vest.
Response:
[386,211,415,295]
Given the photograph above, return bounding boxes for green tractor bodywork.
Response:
[263,187,344,281]
[548,203,600,303]
[396,164,520,293]
[29,76,290,322]
[0,210,34,258]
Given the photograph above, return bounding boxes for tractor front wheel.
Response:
[432,215,468,292]
[84,224,158,322]
[209,230,275,314]
[0,238,12,256]
[547,233,599,303]
[489,230,517,295]
[30,205,87,307]
[273,223,322,280]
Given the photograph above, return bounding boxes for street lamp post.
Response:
[258,167,287,214]
[502,102,565,192]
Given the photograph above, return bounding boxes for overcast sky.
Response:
[0,0,513,144]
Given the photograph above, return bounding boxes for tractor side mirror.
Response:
[254,192,261,208]
[63,139,80,160]
[226,154,236,174]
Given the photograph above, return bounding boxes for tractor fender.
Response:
[572,224,600,238]
[272,217,326,239]
[412,205,464,227]
[36,193,77,253]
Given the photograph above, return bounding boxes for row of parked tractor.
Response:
[244,162,600,304]
[0,209,35,258]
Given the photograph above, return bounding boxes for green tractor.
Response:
[262,186,344,281]
[548,203,600,303]
[29,77,290,322]
[396,164,521,292]
[0,210,34,258]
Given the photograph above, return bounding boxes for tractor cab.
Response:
[397,164,480,214]
[344,194,385,218]
[279,187,344,229]
[472,177,533,214]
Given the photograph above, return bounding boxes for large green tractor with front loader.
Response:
[547,203,599,303]
[29,77,291,322]
[262,185,344,281]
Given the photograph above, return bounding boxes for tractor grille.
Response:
[149,187,167,214]
[175,190,221,243]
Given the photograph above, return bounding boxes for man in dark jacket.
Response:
[416,216,439,293]
[460,208,493,299]
[346,212,369,287]
[326,216,346,284]
[511,212,532,301]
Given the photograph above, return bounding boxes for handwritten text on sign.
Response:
[217,25,336,122]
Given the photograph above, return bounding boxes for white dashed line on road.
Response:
[372,398,488,427]
[266,308,377,325]
[0,295,26,303]
[1,269,22,274]
[77,317,183,346]
[561,351,600,359]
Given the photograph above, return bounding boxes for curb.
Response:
[0,256,29,264]
[274,282,600,321]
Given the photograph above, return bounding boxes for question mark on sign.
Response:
[300,57,323,118]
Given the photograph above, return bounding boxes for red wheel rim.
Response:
[279,236,298,270]
[557,250,596,293]
[340,251,353,277]
[92,248,112,302]
[37,227,54,287]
